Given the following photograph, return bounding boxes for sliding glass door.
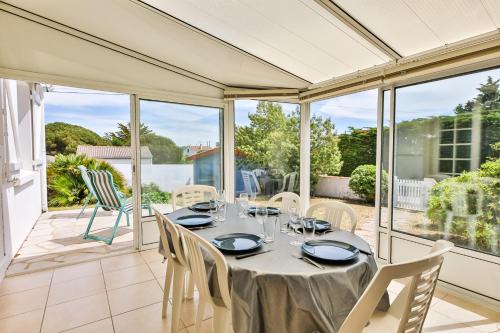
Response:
[137,99,222,246]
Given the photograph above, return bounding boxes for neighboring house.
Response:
[76,145,153,165]
[186,147,221,188]
[182,144,211,158]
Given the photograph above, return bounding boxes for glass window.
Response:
[310,90,379,248]
[139,100,222,216]
[234,100,300,203]
[392,68,500,256]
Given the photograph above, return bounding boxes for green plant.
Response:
[47,154,127,207]
[141,182,171,204]
[338,127,377,177]
[348,164,387,202]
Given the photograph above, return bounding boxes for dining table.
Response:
[165,203,390,333]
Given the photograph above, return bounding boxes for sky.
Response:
[44,67,500,144]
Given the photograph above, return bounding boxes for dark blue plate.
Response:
[247,206,280,216]
[211,233,263,253]
[175,214,213,228]
[302,240,359,262]
[190,201,216,212]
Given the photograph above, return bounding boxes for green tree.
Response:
[338,127,377,176]
[104,122,153,146]
[235,101,342,187]
[47,154,127,207]
[45,122,108,155]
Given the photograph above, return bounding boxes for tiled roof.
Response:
[76,145,153,159]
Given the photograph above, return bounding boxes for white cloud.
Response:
[313,89,378,121]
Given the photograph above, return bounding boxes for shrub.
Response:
[47,154,127,207]
[426,158,499,252]
[141,182,171,204]
[348,164,387,202]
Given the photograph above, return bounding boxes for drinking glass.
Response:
[278,213,289,233]
[255,206,268,225]
[237,193,249,218]
[209,199,218,221]
[288,207,303,246]
[263,216,276,243]
[302,218,316,241]
[216,202,227,222]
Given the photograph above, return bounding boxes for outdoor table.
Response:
[166,204,389,333]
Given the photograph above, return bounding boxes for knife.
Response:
[188,225,217,231]
[299,256,325,270]
[235,249,272,260]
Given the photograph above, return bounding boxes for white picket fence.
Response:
[394,177,436,211]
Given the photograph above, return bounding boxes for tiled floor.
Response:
[0,249,498,333]
[6,208,135,276]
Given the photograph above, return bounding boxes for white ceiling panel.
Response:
[334,0,498,56]
[142,0,391,83]
[482,0,500,28]
[2,0,310,88]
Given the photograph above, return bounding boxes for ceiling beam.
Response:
[313,0,402,61]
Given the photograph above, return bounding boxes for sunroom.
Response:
[0,1,499,332]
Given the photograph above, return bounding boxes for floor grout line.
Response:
[100,260,116,333]
[38,269,54,333]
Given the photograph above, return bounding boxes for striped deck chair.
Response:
[84,170,133,245]
[77,165,97,219]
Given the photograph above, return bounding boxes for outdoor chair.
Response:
[268,192,300,214]
[171,185,217,210]
[338,240,454,333]
[306,201,358,233]
[279,171,299,193]
[241,170,261,199]
[83,170,136,245]
[77,165,97,219]
[153,208,191,333]
[178,225,232,333]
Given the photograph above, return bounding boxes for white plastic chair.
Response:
[178,225,232,333]
[306,201,358,233]
[279,171,299,192]
[172,185,217,210]
[339,240,454,333]
[268,192,300,214]
[252,168,266,178]
[241,170,261,198]
[153,208,191,333]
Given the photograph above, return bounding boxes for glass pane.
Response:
[234,101,299,203]
[380,90,391,228]
[310,89,379,248]
[393,68,500,256]
[139,100,222,216]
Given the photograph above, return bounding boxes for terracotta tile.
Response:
[52,261,102,284]
[0,286,49,319]
[113,302,181,333]
[41,292,110,333]
[63,318,114,333]
[0,309,44,333]
[107,280,163,316]
[48,274,105,306]
[101,253,145,273]
[104,264,155,290]
[0,270,53,296]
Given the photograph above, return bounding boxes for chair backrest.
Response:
[252,168,266,178]
[87,170,122,210]
[171,185,217,210]
[153,207,187,265]
[280,171,298,192]
[241,170,261,197]
[268,192,300,214]
[178,225,231,310]
[306,201,358,233]
[338,240,454,333]
[78,165,96,196]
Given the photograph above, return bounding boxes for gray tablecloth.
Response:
[165,204,389,333]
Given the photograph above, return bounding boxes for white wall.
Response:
[112,163,193,192]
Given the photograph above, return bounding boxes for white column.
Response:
[299,102,310,214]
[130,94,141,250]
[223,100,235,203]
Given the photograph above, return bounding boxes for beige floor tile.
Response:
[101,252,144,273]
[0,270,53,296]
[0,309,44,333]
[52,261,102,284]
[47,274,106,306]
[103,264,155,290]
[140,248,163,263]
[423,310,483,332]
[62,318,114,333]
[113,302,181,333]
[107,280,163,316]
[147,260,168,279]
[41,292,110,333]
[0,286,49,319]
[184,318,213,333]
